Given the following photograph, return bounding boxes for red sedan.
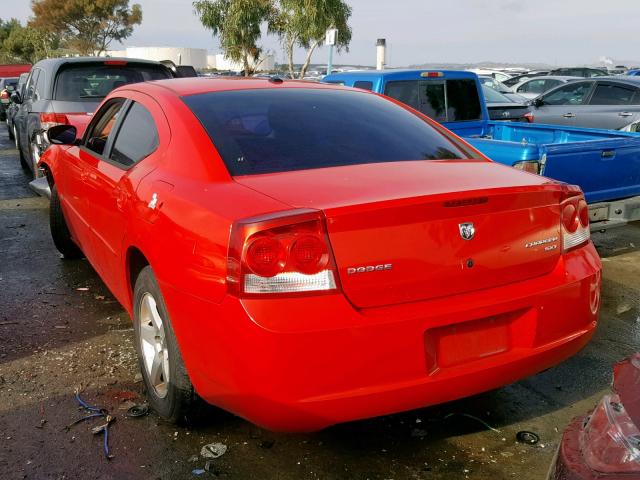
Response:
[39,78,602,431]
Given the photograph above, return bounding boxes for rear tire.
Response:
[18,137,29,171]
[133,266,204,423]
[50,185,82,259]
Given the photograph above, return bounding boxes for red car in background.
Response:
[39,78,602,431]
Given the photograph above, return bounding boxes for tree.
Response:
[30,0,142,55]
[193,0,273,76]
[3,24,62,64]
[271,0,352,79]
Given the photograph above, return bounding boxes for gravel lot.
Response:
[0,126,639,480]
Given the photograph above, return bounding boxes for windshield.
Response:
[54,63,172,101]
[183,88,470,176]
[482,85,514,103]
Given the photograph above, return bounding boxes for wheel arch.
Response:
[126,246,151,311]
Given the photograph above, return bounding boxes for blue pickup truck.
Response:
[322,70,640,228]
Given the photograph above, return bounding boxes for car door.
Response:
[579,81,640,130]
[15,68,39,159]
[58,98,127,259]
[532,81,594,126]
[82,96,166,296]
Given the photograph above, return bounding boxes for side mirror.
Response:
[532,97,544,108]
[46,124,78,145]
[10,91,22,104]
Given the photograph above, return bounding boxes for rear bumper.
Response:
[160,243,601,431]
[589,195,640,231]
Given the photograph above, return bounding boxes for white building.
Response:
[105,46,208,70]
[207,53,276,72]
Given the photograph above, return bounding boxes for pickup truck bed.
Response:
[322,70,640,228]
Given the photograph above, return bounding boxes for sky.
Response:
[6,0,640,67]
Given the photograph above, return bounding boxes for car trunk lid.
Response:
[235,160,564,308]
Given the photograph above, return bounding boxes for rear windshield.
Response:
[383,79,482,122]
[54,64,172,101]
[182,88,470,176]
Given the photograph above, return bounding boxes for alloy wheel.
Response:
[138,292,170,398]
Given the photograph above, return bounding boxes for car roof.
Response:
[33,56,166,70]
[323,69,478,83]
[593,76,640,86]
[123,77,355,97]
[523,75,581,81]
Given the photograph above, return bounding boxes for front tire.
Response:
[133,266,202,423]
[50,185,82,259]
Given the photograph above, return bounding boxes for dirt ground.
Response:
[1,126,639,480]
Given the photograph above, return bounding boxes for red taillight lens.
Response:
[227,210,339,297]
[290,235,328,274]
[0,90,8,100]
[245,236,286,277]
[578,199,590,228]
[523,111,534,123]
[561,189,590,252]
[40,112,70,130]
[562,203,579,233]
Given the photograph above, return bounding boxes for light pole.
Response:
[326,28,338,75]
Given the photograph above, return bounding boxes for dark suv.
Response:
[549,67,609,78]
[12,57,173,179]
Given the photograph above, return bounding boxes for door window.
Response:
[84,100,125,156]
[589,84,636,105]
[542,82,593,105]
[353,81,373,91]
[110,102,159,167]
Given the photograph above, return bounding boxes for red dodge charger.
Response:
[39,78,602,431]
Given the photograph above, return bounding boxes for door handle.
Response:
[619,112,633,117]
[562,113,576,118]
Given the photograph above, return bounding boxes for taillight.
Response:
[40,112,70,130]
[561,192,590,252]
[227,209,339,297]
[581,394,640,474]
[512,160,540,174]
[0,90,8,100]
[523,111,534,123]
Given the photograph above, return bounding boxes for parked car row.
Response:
[1,60,636,453]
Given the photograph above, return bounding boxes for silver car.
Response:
[511,76,580,100]
[529,77,640,130]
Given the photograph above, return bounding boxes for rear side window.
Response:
[353,81,373,91]
[384,79,481,122]
[518,79,546,94]
[183,88,470,176]
[110,102,159,167]
[589,84,636,105]
[54,63,172,102]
